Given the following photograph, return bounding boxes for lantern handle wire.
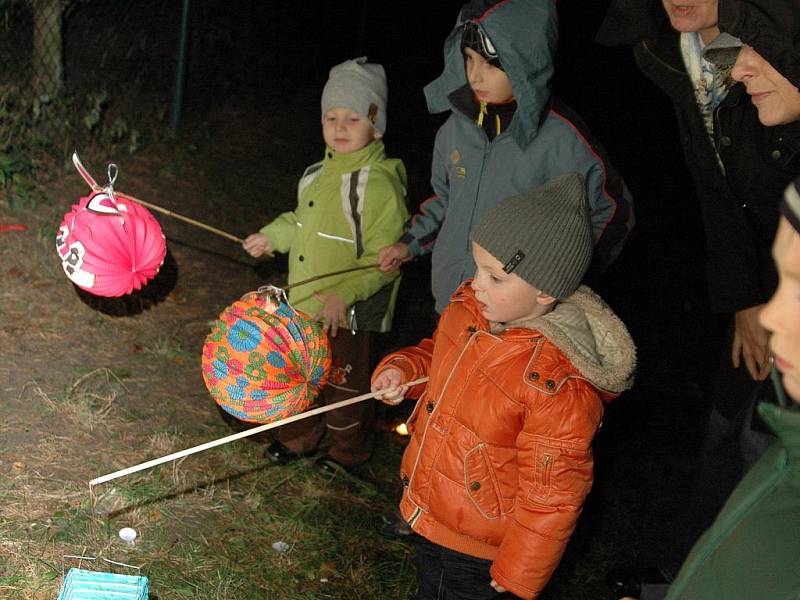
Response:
[107,163,118,188]
[70,154,396,265]
[88,377,428,488]
[62,555,142,575]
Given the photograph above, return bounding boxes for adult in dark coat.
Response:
[597,0,800,593]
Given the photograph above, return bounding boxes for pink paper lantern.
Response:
[55,190,166,297]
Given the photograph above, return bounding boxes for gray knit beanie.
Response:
[470,173,592,299]
[321,56,388,135]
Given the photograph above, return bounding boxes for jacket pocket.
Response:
[464,444,502,520]
[528,444,555,503]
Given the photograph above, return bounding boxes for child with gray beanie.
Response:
[242,57,408,474]
[371,172,636,599]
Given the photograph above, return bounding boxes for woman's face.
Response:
[732,46,800,126]
[661,1,719,40]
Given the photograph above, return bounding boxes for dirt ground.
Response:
[1,107,279,474]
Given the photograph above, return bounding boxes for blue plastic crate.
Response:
[56,567,149,600]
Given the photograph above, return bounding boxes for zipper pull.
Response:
[476,100,488,127]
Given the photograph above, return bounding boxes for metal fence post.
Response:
[170,0,191,132]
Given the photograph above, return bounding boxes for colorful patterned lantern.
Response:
[202,286,331,424]
[56,189,166,297]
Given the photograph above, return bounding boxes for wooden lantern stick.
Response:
[116,193,244,244]
[89,377,428,488]
[72,151,244,244]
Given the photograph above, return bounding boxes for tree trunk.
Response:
[29,0,63,98]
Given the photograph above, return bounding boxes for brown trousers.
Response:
[274,329,374,467]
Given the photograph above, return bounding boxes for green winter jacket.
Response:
[261,139,407,332]
[666,385,800,600]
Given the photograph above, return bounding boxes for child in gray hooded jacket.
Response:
[378,0,634,313]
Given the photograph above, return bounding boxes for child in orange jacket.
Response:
[372,173,636,599]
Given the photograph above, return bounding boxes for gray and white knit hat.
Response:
[321,56,388,135]
[470,173,593,299]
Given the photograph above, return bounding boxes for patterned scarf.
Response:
[680,32,733,143]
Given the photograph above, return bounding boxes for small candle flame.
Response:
[395,423,409,436]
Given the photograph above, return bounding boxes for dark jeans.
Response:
[413,535,516,600]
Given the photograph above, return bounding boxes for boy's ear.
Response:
[536,292,557,306]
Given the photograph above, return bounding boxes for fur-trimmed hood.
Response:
[494,285,636,394]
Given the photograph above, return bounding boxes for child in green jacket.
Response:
[243,57,408,472]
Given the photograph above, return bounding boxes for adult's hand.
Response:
[490,580,507,594]
[732,304,771,380]
[377,242,411,272]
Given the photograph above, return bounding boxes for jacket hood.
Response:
[718,0,800,88]
[494,285,637,394]
[423,0,558,148]
[761,371,800,467]
[598,0,800,89]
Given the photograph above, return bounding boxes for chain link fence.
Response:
[0,0,386,168]
[0,0,185,167]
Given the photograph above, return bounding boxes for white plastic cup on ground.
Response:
[118,527,137,546]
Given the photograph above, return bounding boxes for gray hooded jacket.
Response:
[401,0,635,313]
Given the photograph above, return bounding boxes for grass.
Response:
[41,368,129,431]
[11,463,407,600]
[143,336,193,363]
[1,363,419,599]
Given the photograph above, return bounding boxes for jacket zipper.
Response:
[407,331,479,499]
[538,453,553,493]
[541,453,552,469]
[464,138,492,260]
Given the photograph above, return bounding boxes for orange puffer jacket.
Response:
[373,283,636,599]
